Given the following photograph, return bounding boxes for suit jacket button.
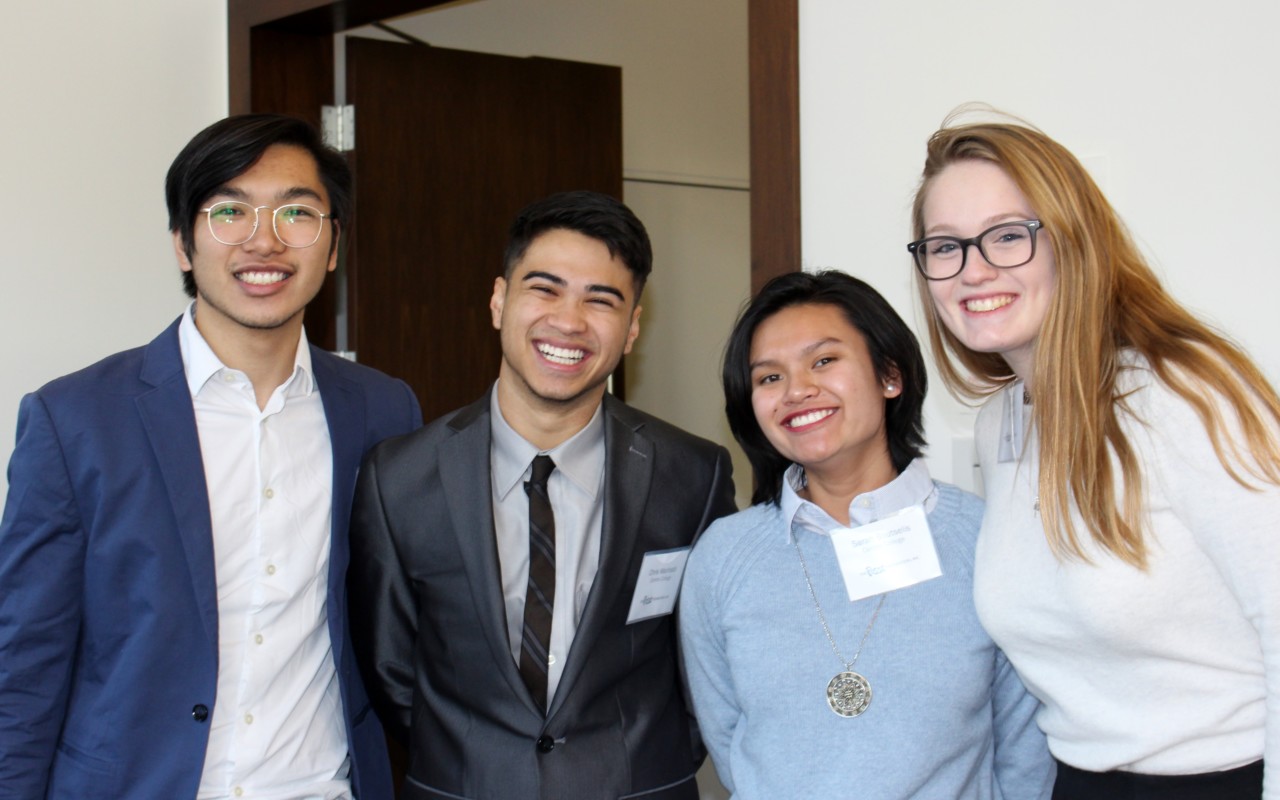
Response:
[192,704,209,722]
[536,735,555,753]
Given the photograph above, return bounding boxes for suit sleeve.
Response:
[698,447,737,537]
[348,450,418,745]
[396,379,423,432]
[990,645,1055,798]
[0,394,86,797]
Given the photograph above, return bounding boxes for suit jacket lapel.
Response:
[438,394,538,710]
[549,395,653,719]
[313,350,365,674]
[135,320,219,648]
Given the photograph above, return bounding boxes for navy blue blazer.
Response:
[0,317,422,799]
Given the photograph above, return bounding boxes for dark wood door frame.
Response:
[227,0,798,295]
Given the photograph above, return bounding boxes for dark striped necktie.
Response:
[520,454,556,711]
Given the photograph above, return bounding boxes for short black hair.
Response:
[502,191,652,295]
[165,113,352,298]
[722,270,928,506]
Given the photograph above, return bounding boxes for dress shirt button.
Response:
[536,735,555,753]
[234,788,244,797]
[191,704,209,722]
[244,713,254,725]
[264,487,274,499]
[547,652,556,666]
[266,564,276,576]
[223,373,236,383]
[255,633,264,645]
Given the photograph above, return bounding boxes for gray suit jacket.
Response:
[350,390,735,800]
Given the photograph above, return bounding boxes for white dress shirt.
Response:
[489,385,605,708]
[180,305,352,800]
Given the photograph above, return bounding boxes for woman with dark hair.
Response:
[679,270,1053,799]
[910,116,1280,798]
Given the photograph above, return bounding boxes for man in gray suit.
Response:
[349,191,735,800]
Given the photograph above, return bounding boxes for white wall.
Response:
[799,0,1280,488]
[0,2,228,502]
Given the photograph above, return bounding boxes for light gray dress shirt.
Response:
[489,386,605,708]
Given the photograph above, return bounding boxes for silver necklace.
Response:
[793,538,886,717]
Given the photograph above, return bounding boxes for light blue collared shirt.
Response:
[779,458,939,541]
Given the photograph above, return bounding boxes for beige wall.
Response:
[625,182,751,504]
[0,2,228,500]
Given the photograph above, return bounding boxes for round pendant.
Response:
[826,671,872,717]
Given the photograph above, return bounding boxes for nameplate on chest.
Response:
[626,546,692,623]
[829,506,942,601]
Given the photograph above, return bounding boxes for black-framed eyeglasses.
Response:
[907,219,1043,281]
[200,201,331,248]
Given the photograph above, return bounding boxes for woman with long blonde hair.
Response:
[909,116,1280,799]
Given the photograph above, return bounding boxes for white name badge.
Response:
[828,506,942,602]
[626,546,692,624]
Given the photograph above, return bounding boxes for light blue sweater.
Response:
[679,460,1054,799]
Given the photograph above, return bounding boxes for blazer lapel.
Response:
[549,396,654,718]
[313,351,365,673]
[135,321,219,648]
[437,396,538,711]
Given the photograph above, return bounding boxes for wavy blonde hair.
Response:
[911,116,1280,567]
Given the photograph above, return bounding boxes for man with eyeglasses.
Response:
[0,114,420,800]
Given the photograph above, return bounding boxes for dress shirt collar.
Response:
[778,458,937,542]
[489,382,605,501]
[178,301,316,399]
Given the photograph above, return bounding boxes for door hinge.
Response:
[322,105,355,152]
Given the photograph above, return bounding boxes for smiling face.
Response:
[922,159,1056,381]
[490,227,641,430]
[749,303,900,490]
[174,144,337,342]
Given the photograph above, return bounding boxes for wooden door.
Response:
[343,37,622,422]
[230,0,799,298]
